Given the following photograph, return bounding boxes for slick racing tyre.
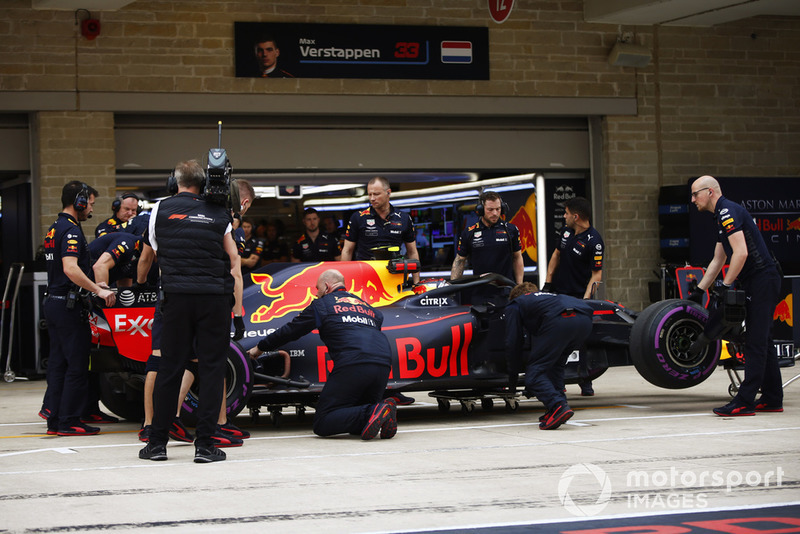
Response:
[629,299,720,389]
[181,341,255,426]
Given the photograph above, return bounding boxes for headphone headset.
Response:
[166,171,179,195]
[73,183,90,212]
[112,192,142,214]
[476,192,508,218]
[166,170,208,196]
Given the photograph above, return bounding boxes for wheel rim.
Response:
[665,318,706,368]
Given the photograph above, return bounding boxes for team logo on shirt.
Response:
[366,219,375,226]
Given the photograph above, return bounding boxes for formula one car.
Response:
[89,260,721,423]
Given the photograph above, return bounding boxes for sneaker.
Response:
[138,425,152,442]
[380,398,398,439]
[46,428,58,435]
[81,411,119,424]
[210,430,243,448]
[539,403,574,430]
[383,391,415,406]
[218,422,250,439]
[362,401,394,440]
[580,383,595,397]
[56,423,100,436]
[194,445,226,463]
[38,408,51,420]
[713,402,755,416]
[538,407,555,422]
[754,399,783,412]
[139,442,168,461]
[385,392,415,406]
[169,418,195,442]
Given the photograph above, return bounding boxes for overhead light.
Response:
[307,173,539,210]
[303,183,363,195]
[608,41,652,68]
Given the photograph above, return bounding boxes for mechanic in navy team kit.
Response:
[138,160,242,463]
[94,192,140,238]
[451,191,524,305]
[240,218,264,285]
[292,207,341,262]
[505,282,594,430]
[687,175,783,417]
[341,176,420,284]
[42,181,116,436]
[247,269,398,440]
[543,196,605,396]
[89,232,142,287]
[259,221,290,266]
[77,231,143,424]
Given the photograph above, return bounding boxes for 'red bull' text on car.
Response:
[89,259,722,424]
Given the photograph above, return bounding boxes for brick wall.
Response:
[34,112,116,237]
[1,1,798,310]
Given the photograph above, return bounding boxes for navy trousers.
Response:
[312,363,390,437]
[736,267,782,408]
[524,313,592,410]
[44,297,91,430]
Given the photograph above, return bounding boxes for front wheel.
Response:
[629,299,720,389]
[180,341,255,426]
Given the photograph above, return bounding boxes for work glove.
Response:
[232,316,245,341]
[688,332,711,358]
[687,287,705,305]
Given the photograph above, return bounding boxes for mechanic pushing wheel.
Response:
[248,269,398,440]
[687,175,784,417]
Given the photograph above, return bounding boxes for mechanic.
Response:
[42,181,116,436]
[292,207,341,262]
[259,221,290,266]
[542,196,605,397]
[240,218,264,286]
[79,232,144,425]
[687,175,783,416]
[89,232,142,288]
[138,160,242,463]
[95,192,140,238]
[451,191,524,285]
[505,282,593,430]
[341,176,420,284]
[247,269,398,440]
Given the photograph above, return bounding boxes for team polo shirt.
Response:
[257,288,391,369]
[714,196,776,283]
[292,232,340,262]
[456,219,521,281]
[95,216,128,238]
[552,226,604,298]
[89,232,142,284]
[344,204,415,260]
[44,212,90,294]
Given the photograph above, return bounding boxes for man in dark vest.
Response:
[138,160,242,463]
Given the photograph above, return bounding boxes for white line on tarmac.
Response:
[1,410,798,475]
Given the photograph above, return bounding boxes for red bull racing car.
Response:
[90,260,721,423]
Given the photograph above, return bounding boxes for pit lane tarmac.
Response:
[1,365,798,533]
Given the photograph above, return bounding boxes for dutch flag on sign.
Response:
[441,41,473,64]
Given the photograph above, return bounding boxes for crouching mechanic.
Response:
[505,282,594,430]
[247,269,397,440]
